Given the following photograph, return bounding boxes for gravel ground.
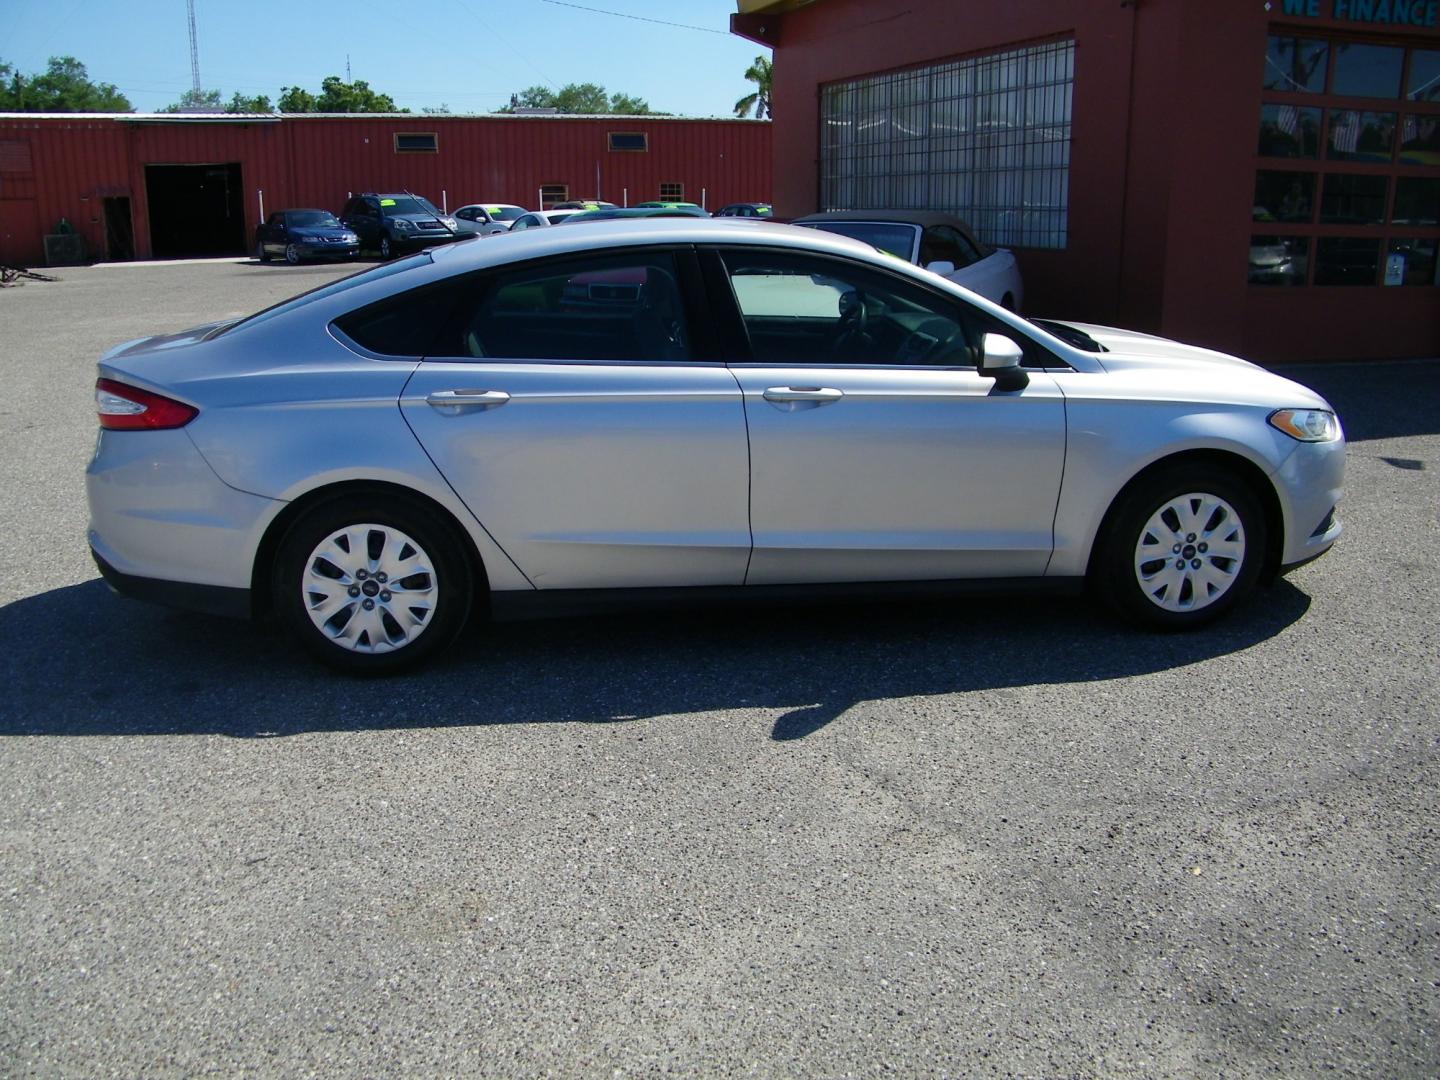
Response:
[0,260,1436,1078]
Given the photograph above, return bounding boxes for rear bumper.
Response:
[92,548,251,619]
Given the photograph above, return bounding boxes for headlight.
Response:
[392,219,414,231]
[344,232,358,242]
[1268,408,1340,442]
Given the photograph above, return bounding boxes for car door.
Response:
[709,247,1066,585]
[343,199,380,248]
[395,247,752,589]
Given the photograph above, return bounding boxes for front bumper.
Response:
[1272,431,1346,567]
[393,231,464,252]
[296,240,360,259]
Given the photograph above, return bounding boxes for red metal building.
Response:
[733,0,1439,363]
[0,113,772,265]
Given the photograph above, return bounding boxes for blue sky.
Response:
[2,0,769,116]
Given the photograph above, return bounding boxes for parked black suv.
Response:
[339,193,463,260]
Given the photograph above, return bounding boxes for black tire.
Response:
[257,241,271,263]
[285,242,301,265]
[379,235,394,261]
[1092,463,1267,630]
[272,493,474,674]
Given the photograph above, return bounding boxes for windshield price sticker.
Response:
[380,198,397,206]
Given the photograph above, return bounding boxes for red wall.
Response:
[0,114,772,264]
[747,0,1440,363]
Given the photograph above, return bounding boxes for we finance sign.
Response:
[1279,0,1439,27]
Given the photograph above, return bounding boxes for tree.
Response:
[733,55,772,120]
[227,91,272,113]
[0,55,131,112]
[275,76,405,113]
[421,103,451,115]
[499,82,652,115]
[160,87,222,113]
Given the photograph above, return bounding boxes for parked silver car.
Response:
[87,220,1344,672]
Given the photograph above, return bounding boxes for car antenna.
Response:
[405,188,458,236]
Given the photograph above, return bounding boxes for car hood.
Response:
[291,226,354,238]
[1044,321,1333,410]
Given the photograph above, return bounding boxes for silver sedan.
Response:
[87,220,1344,672]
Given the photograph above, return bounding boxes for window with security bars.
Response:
[539,184,568,209]
[659,182,684,201]
[819,39,1073,250]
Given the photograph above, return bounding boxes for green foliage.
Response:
[277,76,405,113]
[0,55,132,112]
[501,82,653,115]
[227,91,272,113]
[160,87,222,113]
[734,55,772,120]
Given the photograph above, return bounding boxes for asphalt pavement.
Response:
[1,259,1436,1078]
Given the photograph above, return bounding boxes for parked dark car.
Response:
[254,209,359,264]
[714,202,774,218]
[339,193,462,260]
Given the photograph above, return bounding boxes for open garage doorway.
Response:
[144,163,244,258]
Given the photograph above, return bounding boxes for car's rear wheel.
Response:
[285,242,301,265]
[379,235,394,260]
[272,494,473,674]
[256,241,271,263]
[1094,465,1266,630]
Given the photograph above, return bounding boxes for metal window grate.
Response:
[820,39,1074,250]
[659,182,684,201]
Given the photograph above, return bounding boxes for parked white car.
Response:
[452,204,527,235]
[794,210,1024,311]
[508,209,586,231]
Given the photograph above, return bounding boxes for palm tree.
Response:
[733,55,772,120]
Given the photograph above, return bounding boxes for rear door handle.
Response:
[762,386,843,403]
[426,389,511,413]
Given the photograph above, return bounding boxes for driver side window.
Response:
[719,251,978,367]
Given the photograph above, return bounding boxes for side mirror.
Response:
[978,333,1029,390]
[925,259,956,276]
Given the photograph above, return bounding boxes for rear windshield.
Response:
[798,221,919,261]
[209,253,433,338]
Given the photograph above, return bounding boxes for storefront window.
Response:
[1263,36,1328,93]
[1314,237,1380,285]
[1249,236,1309,286]
[1386,238,1438,284]
[1254,171,1315,222]
[1255,34,1438,288]
[1409,50,1440,103]
[1259,104,1321,157]
[819,39,1074,249]
[1331,43,1404,98]
[1399,114,1440,164]
[1326,110,1395,161]
[1394,177,1440,225]
[1320,174,1388,224]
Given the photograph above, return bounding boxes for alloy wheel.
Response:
[1133,492,1246,612]
[301,523,438,654]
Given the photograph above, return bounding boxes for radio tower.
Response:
[187,0,202,96]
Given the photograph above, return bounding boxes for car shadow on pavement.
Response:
[1277,359,1440,442]
[0,578,1311,742]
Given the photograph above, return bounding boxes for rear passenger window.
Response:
[432,253,692,363]
[331,279,466,357]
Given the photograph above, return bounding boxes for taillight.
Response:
[95,378,198,430]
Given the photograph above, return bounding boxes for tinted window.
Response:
[332,278,467,356]
[1259,104,1321,157]
[378,196,438,216]
[720,250,978,367]
[1331,43,1403,98]
[1326,110,1395,162]
[1253,171,1315,222]
[288,210,341,227]
[799,221,920,261]
[1394,177,1440,225]
[1409,49,1440,103]
[1319,174,1388,224]
[1400,114,1440,164]
[431,253,691,363]
[1387,238,1438,285]
[1263,36,1328,93]
[1314,237,1380,285]
[1249,236,1309,286]
[919,227,964,268]
[219,254,434,337]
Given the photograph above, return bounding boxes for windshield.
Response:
[288,210,341,228]
[488,206,525,221]
[379,196,440,217]
[211,253,434,337]
[799,221,919,261]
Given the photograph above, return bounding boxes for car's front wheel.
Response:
[1094,465,1266,629]
[285,242,302,265]
[272,494,474,673]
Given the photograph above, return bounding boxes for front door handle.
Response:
[762,386,844,403]
[426,389,511,413]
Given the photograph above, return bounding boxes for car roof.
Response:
[280,208,333,215]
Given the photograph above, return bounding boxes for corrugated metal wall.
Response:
[0,115,772,264]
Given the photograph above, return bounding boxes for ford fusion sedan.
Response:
[87,220,1343,673]
[795,210,1024,310]
[255,209,360,264]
